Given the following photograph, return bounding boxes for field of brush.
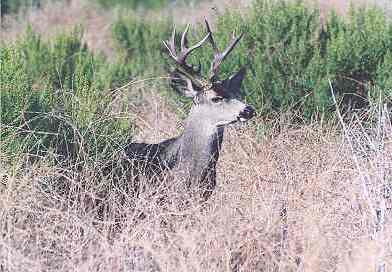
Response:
[1,0,392,271]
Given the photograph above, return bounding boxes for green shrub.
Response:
[211,1,392,116]
[1,27,133,162]
[94,0,167,10]
[114,0,392,117]
[111,1,392,118]
[111,14,171,76]
[374,50,392,104]
[93,0,194,10]
[1,0,42,17]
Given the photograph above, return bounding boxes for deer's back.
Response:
[124,137,178,178]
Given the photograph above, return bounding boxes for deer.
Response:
[104,20,254,205]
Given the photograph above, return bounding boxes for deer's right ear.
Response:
[225,67,246,93]
[229,67,246,91]
[170,71,199,98]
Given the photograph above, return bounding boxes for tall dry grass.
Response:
[1,86,391,271]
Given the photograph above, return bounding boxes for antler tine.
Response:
[184,32,210,58]
[170,27,177,55]
[164,23,210,66]
[204,19,218,53]
[218,32,243,64]
[180,24,190,53]
[164,24,209,65]
[163,23,211,89]
[204,18,243,80]
[162,27,177,59]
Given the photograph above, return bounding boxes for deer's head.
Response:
[163,20,254,128]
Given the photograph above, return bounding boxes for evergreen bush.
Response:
[1,0,42,17]
[1,27,133,162]
[111,1,392,117]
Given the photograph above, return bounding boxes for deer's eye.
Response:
[211,96,224,103]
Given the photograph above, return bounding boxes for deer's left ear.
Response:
[225,67,246,93]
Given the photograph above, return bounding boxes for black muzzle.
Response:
[238,105,255,121]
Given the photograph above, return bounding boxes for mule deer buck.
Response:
[113,20,254,202]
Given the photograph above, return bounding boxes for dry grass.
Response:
[1,0,392,271]
[1,87,392,271]
[1,0,115,56]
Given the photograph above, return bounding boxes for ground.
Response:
[1,0,392,271]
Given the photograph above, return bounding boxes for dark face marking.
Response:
[188,73,254,127]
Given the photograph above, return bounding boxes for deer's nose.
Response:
[239,105,255,121]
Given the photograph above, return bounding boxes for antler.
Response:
[163,21,243,93]
[163,24,210,89]
[204,19,243,81]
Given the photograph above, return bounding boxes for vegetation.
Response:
[2,0,392,160]
[1,1,392,271]
[1,0,42,17]
[94,0,171,10]
[107,1,392,118]
[0,0,189,17]
[242,2,390,115]
[111,14,171,75]
[1,27,133,162]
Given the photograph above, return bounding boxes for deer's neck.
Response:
[164,118,224,175]
[150,117,224,199]
[179,121,224,164]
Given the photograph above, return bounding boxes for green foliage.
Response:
[93,0,194,10]
[3,1,392,163]
[324,7,392,109]
[94,0,167,10]
[1,27,133,162]
[1,0,42,17]
[111,14,172,76]
[374,51,392,103]
[111,1,392,118]
[208,1,392,116]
